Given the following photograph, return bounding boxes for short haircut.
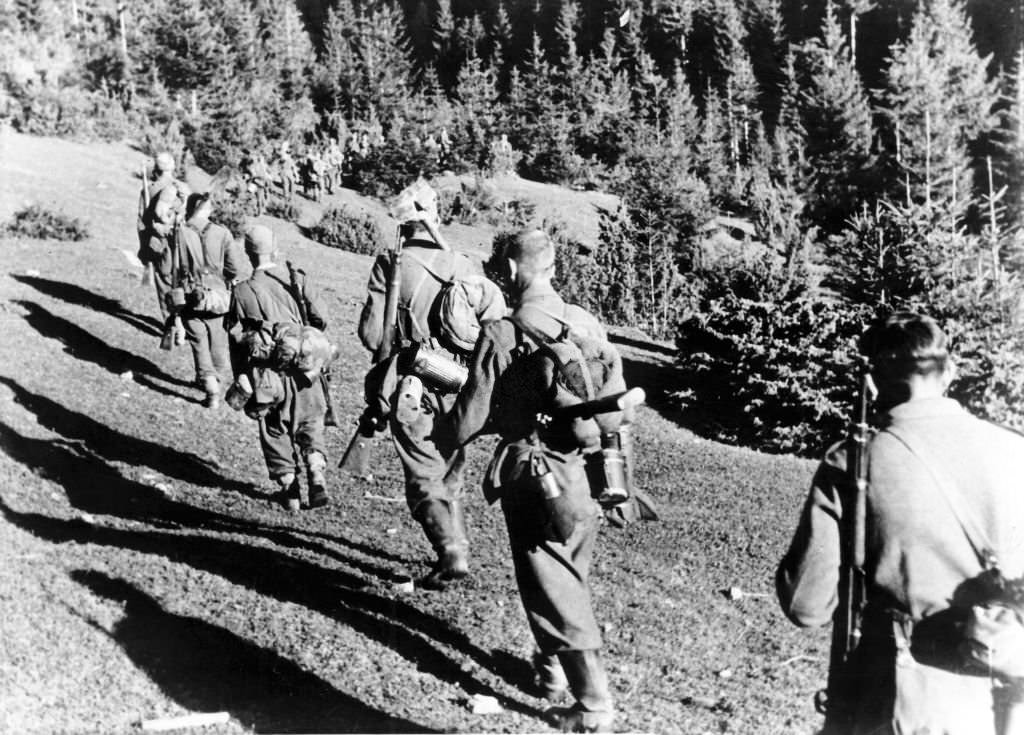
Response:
[505,229,555,277]
[185,193,210,220]
[859,311,949,379]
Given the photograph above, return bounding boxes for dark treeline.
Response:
[2,0,1023,455]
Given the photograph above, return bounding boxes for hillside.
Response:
[0,130,828,734]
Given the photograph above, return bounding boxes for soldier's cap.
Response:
[154,152,174,172]
[244,225,276,255]
[185,192,210,220]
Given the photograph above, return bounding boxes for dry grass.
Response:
[0,129,828,734]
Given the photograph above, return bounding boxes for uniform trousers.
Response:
[259,374,327,479]
[494,442,603,653]
[389,384,465,513]
[183,312,230,384]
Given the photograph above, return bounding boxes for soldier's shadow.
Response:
[68,570,431,734]
[0,419,543,719]
[14,299,195,399]
[12,274,164,337]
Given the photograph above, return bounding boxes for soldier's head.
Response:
[185,193,212,223]
[244,224,278,267]
[505,229,555,292]
[154,152,175,175]
[859,311,955,406]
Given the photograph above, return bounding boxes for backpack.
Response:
[174,222,231,315]
[403,251,507,353]
[500,305,624,450]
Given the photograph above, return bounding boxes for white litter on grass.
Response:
[78,513,96,525]
[363,491,402,503]
[24,269,40,277]
[140,711,230,731]
[717,668,733,679]
[726,586,769,602]
[392,579,415,594]
[120,392,130,398]
[119,370,133,381]
[118,249,144,268]
[469,694,503,715]
[385,527,398,535]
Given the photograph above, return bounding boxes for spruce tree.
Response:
[801,0,874,232]
[882,0,998,215]
[997,46,1024,231]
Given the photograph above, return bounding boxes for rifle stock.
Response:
[821,364,873,731]
[339,228,405,475]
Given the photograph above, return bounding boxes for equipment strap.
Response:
[508,305,595,401]
[884,425,999,571]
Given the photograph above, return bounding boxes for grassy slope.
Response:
[0,129,829,735]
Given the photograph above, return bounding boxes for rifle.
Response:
[140,162,154,286]
[818,361,874,733]
[339,226,405,476]
[286,261,341,428]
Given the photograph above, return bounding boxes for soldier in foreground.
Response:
[357,183,505,589]
[137,151,190,318]
[169,193,245,408]
[777,312,1024,735]
[438,230,622,733]
[227,225,332,511]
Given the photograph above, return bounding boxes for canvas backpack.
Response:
[402,250,506,353]
[174,222,231,315]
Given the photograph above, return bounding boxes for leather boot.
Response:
[415,499,469,591]
[306,451,329,508]
[201,375,221,409]
[546,650,614,733]
[533,650,570,701]
[276,473,300,512]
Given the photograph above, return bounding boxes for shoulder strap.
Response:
[509,309,595,401]
[264,270,305,325]
[884,425,999,570]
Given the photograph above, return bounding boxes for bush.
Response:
[266,198,301,223]
[308,205,386,256]
[676,291,869,456]
[347,141,441,198]
[3,205,89,241]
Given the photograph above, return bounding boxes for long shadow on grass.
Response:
[70,570,430,734]
[15,300,194,398]
[12,274,164,337]
[620,354,691,427]
[0,377,413,568]
[0,376,253,495]
[0,422,542,718]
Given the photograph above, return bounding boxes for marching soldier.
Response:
[357,183,505,590]
[438,230,620,733]
[137,151,190,319]
[227,225,331,511]
[170,193,245,408]
[777,312,1024,735]
[277,143,298,202]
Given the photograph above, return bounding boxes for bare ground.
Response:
[0,129,830,734]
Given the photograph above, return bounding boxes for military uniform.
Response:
[229,250,330,505]
[442,280,619,730]
[137,166,190,319]
[777,397,1024,735]
[358,239,488,585]
[170,213,244,405]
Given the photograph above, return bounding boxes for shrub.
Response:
[266,198,301,223]
[3,205,89,241]
[347,142,441,198]
[308,205,386,256]
[676,291,869,456]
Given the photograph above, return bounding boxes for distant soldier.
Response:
[137,151,190,318]
[169,193,245,408]
[439,230,624,733]
[246,151,271,215]
[301,149,324,202]
[438,127,452,168]
[277,147,298,202]
[777,312,1024,735]
[358,182,506,589]
[324,139,344,194]
[228,225,332,510]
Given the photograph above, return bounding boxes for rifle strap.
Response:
[884,425,999,571]
[508,305,595,402]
